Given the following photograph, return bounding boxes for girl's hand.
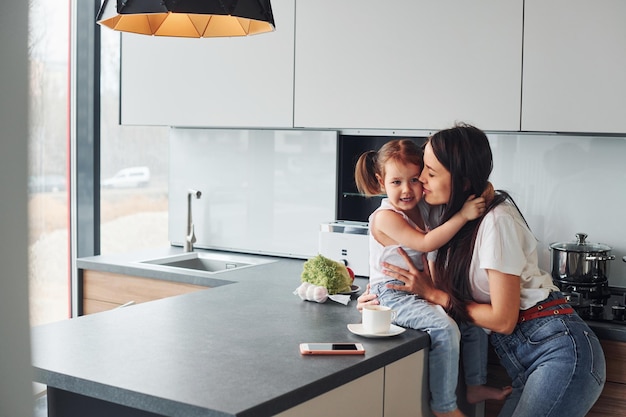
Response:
[481,181,495,204]
[460,194,486,221]
[384,249,443,305]
[356,283,379,312]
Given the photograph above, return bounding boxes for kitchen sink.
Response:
[139,252,275,274]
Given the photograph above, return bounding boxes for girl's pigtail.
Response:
[354,150,381,196]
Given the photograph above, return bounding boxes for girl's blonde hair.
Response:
[354,139,424,196]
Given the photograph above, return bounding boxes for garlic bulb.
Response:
[295,282,328,303]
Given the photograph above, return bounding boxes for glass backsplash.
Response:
[169,128,337,258]
[488,133,626,287]
[169,127,626,286]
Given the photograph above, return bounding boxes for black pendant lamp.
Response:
[96,0,275,38]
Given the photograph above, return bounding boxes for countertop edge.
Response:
[33,368,234,417]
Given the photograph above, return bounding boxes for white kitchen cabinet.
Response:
[119,0,294,128]
[522,0,626,134]
[293,0,523,131]
[383,349,432,416]
[276,350,429,417]
[275,368,384,417]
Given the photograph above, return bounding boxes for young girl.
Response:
[354,139,510,417]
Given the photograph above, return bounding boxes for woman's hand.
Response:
[384,248,449,307]
[356,283,379,312]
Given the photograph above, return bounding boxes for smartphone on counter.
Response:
[299,343,365,355]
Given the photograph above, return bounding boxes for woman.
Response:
[358,124,605,417]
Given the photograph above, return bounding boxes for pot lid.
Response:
[550,233,612,252]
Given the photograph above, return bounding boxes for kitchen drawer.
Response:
[81,270,207,315]
[586,381,626,417]
[601,339,626,385]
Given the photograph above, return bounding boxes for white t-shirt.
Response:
[469,201,558,310]
[368,199,425,287]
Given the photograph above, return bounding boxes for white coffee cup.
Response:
[362,305,397,334]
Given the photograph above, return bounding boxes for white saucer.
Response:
[347,323,406,338]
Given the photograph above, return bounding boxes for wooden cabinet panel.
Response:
[601,339,626,384]
[82,270,206,315]
[587,381,626,417]
[82,298,121,315]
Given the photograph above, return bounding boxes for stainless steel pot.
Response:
[549,233,615,284]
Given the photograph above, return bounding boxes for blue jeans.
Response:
[460,322,489,386]
[372,281,461,413]
[490,292,606,417]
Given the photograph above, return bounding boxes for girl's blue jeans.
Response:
[490,292,606,417]
[372,281,465,413]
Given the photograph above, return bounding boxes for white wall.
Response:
[488,133,626,287]
[0,2,35,416]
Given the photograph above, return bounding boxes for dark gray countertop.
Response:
[74,246,626,344]
[32,248,430,417]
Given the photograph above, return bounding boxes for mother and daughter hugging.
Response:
[354,124,605,417]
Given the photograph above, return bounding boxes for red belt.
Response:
[518,298,574,323]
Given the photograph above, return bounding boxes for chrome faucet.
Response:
[185,189,202,252]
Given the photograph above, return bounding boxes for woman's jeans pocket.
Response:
[578,323,606,385]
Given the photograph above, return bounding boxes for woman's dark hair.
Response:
[429,123,512,322]
[354,139,423,196]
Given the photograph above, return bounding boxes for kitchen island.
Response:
[32,249,431,417]
[34,247,626,417]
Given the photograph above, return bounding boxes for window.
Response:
[28,1,171,327]
[28,0,70,326]
[99,30,169,255]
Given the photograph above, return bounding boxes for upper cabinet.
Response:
[293,0,523,131]
[118,0,626,134]
[119,0,295,128]
[522,0,626,134]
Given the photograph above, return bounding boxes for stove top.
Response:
[585,292,626,323]
[552,279,626,324]
[562,290,626,324]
